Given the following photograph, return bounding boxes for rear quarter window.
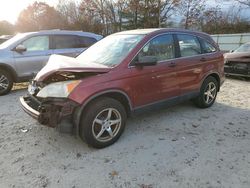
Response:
[200,38,217,53]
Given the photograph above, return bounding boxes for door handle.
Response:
[168,62,176,67]
[200,57,207,62]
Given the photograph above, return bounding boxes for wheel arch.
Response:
[73,89,133,136]
[202,72,221,91]
[0,63,18,82]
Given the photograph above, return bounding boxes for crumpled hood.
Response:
[35,54,111,82]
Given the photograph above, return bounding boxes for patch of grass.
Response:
[12,82,29,91]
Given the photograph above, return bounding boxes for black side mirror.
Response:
[14,45,27,53]
[135,56,157,66]
[229,49,234,53]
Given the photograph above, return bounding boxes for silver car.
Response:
[0,30,102,95]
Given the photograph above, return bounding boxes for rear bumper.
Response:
[20,95,79,128]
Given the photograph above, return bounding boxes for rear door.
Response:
[51,35,95,57]
[14,35,52,78]
[51,35,81,57]
[174,34,204,95]
[129,34,180,107]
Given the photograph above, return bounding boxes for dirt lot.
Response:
[0,78,250,188]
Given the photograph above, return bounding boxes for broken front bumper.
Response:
[224,62,250,77]
[20,95,79,128]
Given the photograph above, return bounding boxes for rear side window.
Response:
[78,36,97,48]
[138,34,175,61]
[200,38,217,53]
[177,34,201,57]
[22,36,49,51]
[53,35,78,49]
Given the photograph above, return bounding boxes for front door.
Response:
[129,34,180,108]
[14,35,52,78]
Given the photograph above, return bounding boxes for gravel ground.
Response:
[0,78,250,188]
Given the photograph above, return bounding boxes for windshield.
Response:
[234,43,250,53]
[77,34,145,67]
[0,33,26,49]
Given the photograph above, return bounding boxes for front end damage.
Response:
[20,72,93,132]
[20,94,79,129]
[20,54,111,132]
[224,52,250,77]
[224,60,250,77]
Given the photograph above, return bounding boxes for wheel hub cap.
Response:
[0,75,9,91]
[204,82,216,104]
[92,108,122,142]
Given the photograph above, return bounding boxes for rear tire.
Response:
[79,97,127,148]
[193,76,218,108]
[0,69,13,96]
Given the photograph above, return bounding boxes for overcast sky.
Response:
[0,0,247,24]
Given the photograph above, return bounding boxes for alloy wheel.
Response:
[92,108,122,143]
[204,82,217,104]
[0,74,9,92]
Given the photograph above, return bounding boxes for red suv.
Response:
[20,28,225,148]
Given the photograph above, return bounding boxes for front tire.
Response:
[0,70,13,96]
[193,76,218,108]
[79,97,127,148]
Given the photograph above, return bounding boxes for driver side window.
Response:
[21,36,49,51]
[138,34,175,62]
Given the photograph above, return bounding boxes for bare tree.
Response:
[236,0,250,6]
[57,0,81,27]
[178,0,205,29]
[0,21,14,35]
[201,5,250,34]
[200,6,223,33]
[116,0,127,31]
[159,0,180,27]
[16,2,64,32]
[56,0,83,30]
[79,0,110,34]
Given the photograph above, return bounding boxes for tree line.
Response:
[0,0,250,36]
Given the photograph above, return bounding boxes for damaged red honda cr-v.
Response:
[20,28,225,148]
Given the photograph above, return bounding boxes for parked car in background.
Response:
[0,35,13,44]
[224,42,250,77]
[20,28,225,148]
[0,30,103,95]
